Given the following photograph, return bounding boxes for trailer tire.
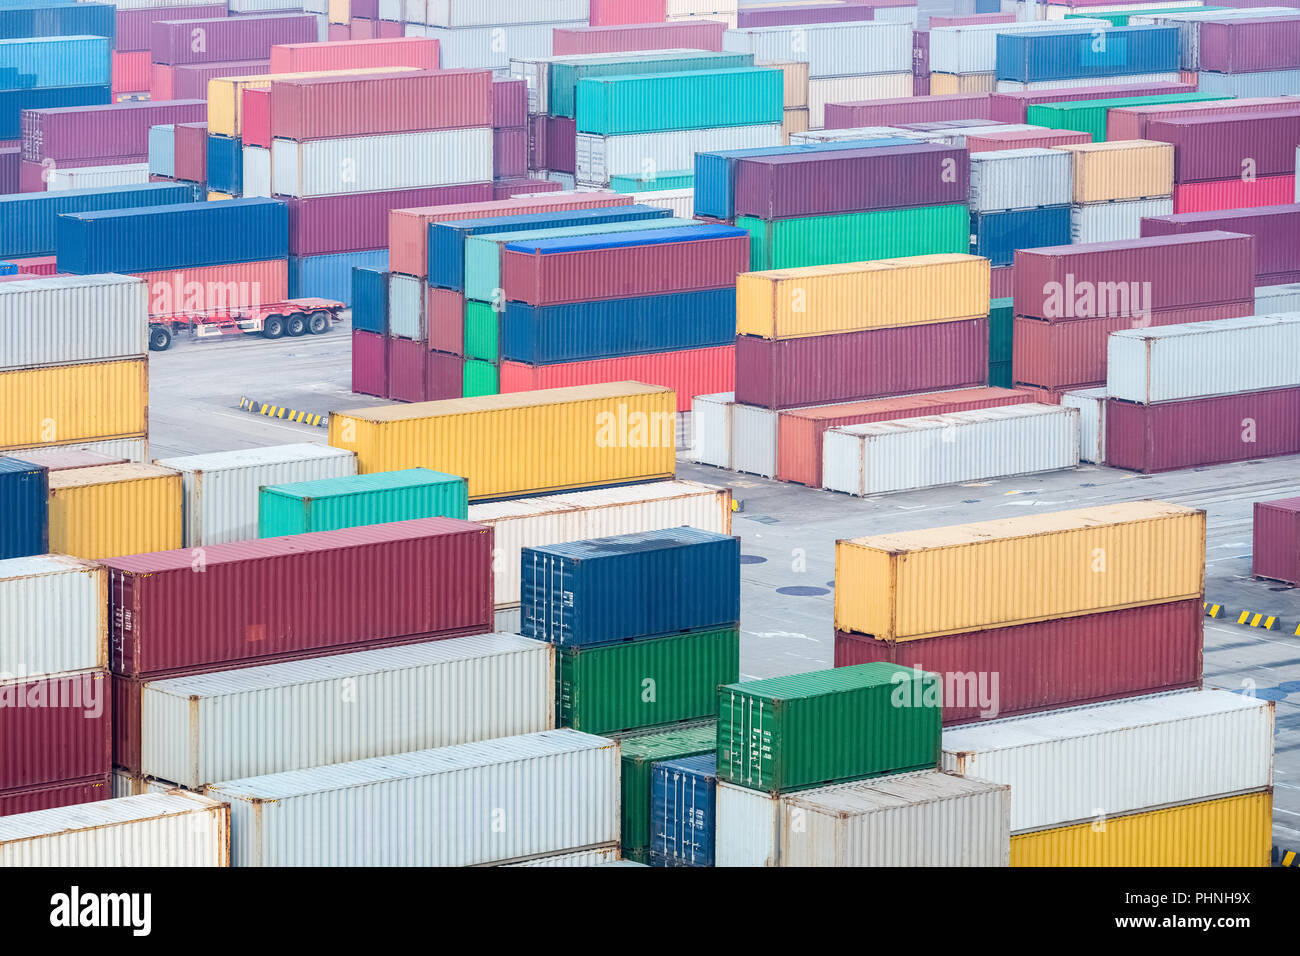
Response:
[308,311,331,334]
[148,325,173,351]
[262,315,286,339]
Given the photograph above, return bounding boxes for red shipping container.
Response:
[493,127,528,180]
[387,334,428,402]
[269,70,492,141]
[735,319,989,409]
[268,36,438,73]
[1200,16,1300,72]
[551,21,725,56]
[427,349,464,400]
[134,260,290,316]
[21,100,206,165]
[776,387,1036,487]
[284,185,493,258]
[491,77,528,129]
[965,127,1091,152]
[1105,96,1300,142]
[151,14,318,66]
[155,60,268,102]
[824,93,990,130]
[351,17,376,40]
[589,0,667,25]
[351,329,387,397]
[500,345,732,412]
[0,671,111,792]
[1105,387,1300,473]
[241,87,270,149]
[990,264,1013,299]
[1253,497,1300,585]
[427,286,464,355]
[1145,112,1300,183]
[0,775,111,817]
[116,4,227,53]
[986,82,1196,124]
[492,178,564,199]
[929,12,1016,26]
[833,600,1203,726]
[6,256,57,275]
[173,121,208,183]
[1174,176,1296,213]
[1012,232,1256,320]
[111,51,150,94]
[1140,205,1300,284]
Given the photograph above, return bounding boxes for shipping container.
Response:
[20,99,206,166]
[552,21,727,56]
[0,34,110,87]
[0,436,146,465]
[351,267,387,335]
[972,205,1072,266]
[546,51,756,119]
[291,250,388,305]
[1140,205,1300,283]
[996,25,1181,82]
[257,468,468,538]
[150,14,316,65]
[967,127,1093,152]
[0,358,147,450]
[1253,497,1300,585]
[689,392,734,470]
[1145,112,1300,183]
[0,669,110,793]
[420,20,585,72]
[1061,386,1109,462]
[807,74,912,128]
[576,123,783,186]
[1131,6,1299,69]
[47,163,149,192]
[152,59,267,102]
[1198,66,1300,96]
[823,93,991,130]
[722,21,911,77]
[0,181,196,259]
[650,753,717,867]
[1026,90,1226,141]
[0,776,111,818]
[501,844,623,866]
[206,65,419,137]
[0,459,47,560]
[268,36,438,73]
[351,329,387,397]
[1058,140,1174,202]
[930,19,1108,74]
[1071,196,1173,243]
[618,722,715,855]
[1105,94,1300,141]
[1174,175,1296,214]
[6,447,125,472]
[969,148,1072,212]
[987,80,1197,123]
[46,463,181,561]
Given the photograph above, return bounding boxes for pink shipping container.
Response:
[589,0,667,25]
[151,14,318,66]
[378,20,403,39]
[0,671,111,792]
[776,387,1036,487]
[351,17,376,40]
[735,319,989,409]
[493,178,564,199]
[268,37,438,73]
[153,60,268,102]
[965,127,1091,153]
[112,51,150,94]
[351,329,387,396]
[6,256,57,275]
[1145,112,1300,184]
[834,600,1203,725]
[0,145,17,194]
[0,776,111,817]
[328,23,349,42]
[1140,205,1300,284]
[427,287,464,355]
[134,260,290,315]
[427,349,463,400]
[1174,176,1296,213]
[551,21,726,56]
[492,78,528,129]
[116,4,226,52]
[21,100,206,164]
[500,345,733,412]
[494,127,528,180]
[929,13,1016,26]
[986,82,1196,124]
[286,185,493,258]
[19,155,144,193]
[388,335,428,402]
[1253,498,1300,586]
[1105,96,1300,142]
[824,93,989,129]
[241,87,270,149]
[173,122,208,182]
[1105,388,1300,473]
[1012,232,1256,321]
[1200,17,1300,73]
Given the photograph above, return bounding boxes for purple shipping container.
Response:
[0,776,111,817]
[912,30,929,77]
[427,349,464,400]
[116,4,226,52]
[913,75,929,96]
[493,178,564,199]
[494,127,528,180]
[1145,112,1300,183]
[929,13,1017,26]
[387,335,428,402]
[351,329,387,397]
[1013,231,1256,321]
[21,100,206,165]
[735,319,989,409]
[1253,498,1300,586]
[0,671,111,793]
[151,14,318,67]
[1106,388,1300,473]
[824,93,988,129]
[0,146,17,194]
[736,3,875,26]
[1200,17,1300,73]
[986,82,1196,124]
[173,121,207,183]
[545,115,576,174]
[352,0,380,16]
[1140,205,1300,284]
[168,60,270,100]
[285,185,493,257]
[732,142,968,219]
[492,77,528,129]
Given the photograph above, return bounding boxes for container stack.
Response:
[552,20,728,56]
[1196,14,1300,94]
[256,467,469,536]
[996,24,1183,93]
[1059,139,1174,242]
[928,19,1107,95]
[401,0,589,72]
[1025,90,1229,142]
[1140,203,1300,285]
[114,2,226,99]
[0,34,111,145]
[969,147,1072,265]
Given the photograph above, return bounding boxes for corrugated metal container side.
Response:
[835,599,1204,725]
[1025,91,1227,142]
[1105,95,1300,142]
[0,669,111,792]
[150,14,317,66]
[268,36,438,73]
[46,463,181,561]
[1174,176,1296,214]
[0,35,110,87]
[1198,66,1300,97]
[291,250,389,306]
[971,205,1072,267]
[135,260,289,314]
[0,182,196,260]
[1071,196,1173,243]
[928,20,1108,75]
[1061,386,1108,462]
[731,403,778,479]
[0,459,47,559]
[807,74,913,129]
[996,25,1181,83]
[721,21,912,78]
[1198,16,1300,72]
[620,722,716,855]
[21,100,206,166]
[257,468,468,537]
[576,124,783,186]
[270,128,492,198]
[350,267,387,335]
[650,753,717,867]
[552,22,727,57]
[0,436,146,465]
[823,93,992,130]
[48,163,150,192]
[5,448,125,472]
[1253,497,1300,585]
[690,392,734,469]
[0,84,112,143]
[0,792,230,867]
[0,776,111,818]
[1140,205,1300,283]
[139,635,554,789]
[548,51,757,120]
[969,147,1072,211]
[388,273,423,340]
[501,844,623,866]
[351,329,387,397]
[0,358,147,450]
[206,730,618,866]
[835,501,1206,642]
[1058,139,1174,202]
[154,443,357,547]
[967,127,1093,151]
[1145,112,1300,183]
[739,4,877,27]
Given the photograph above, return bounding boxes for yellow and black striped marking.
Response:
[239,397,326,427]
[1204,602,1297,636]
[1273,847,1299,867]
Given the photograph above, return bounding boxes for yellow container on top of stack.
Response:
[1011,790,1271,867]
[48,463,183,560]
[835,501,1205,641]
[736,254,990,340]
[206,66,416,137]
[930,73,995,94]
[1054,140,1174,203]
[328,383,677,500]
[0,359,148,450]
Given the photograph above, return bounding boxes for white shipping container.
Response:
[872,5,918,25]
[1070,196,1172,244]
[722,22,911,78]
[791,125,921,144]
[731,402,779,478]
[1256,282,1300,313]
[1198,68,1300,98]
[942,689,1275,832]
[996,72,1181,92]
[0,555,105,679]
[0,436,149,463]
[668,0,737,15]
[1130,8,1296,70]
[379,0,400,19]
[576,124,782,185]
[929,19,1106,74]
[690,391,734,469]
[501,843,621,866]
[270,128,493,198]
[716,780,782,866]
[1045,1,1206,17]
[46,163,149,192]
[0,275,147,371]
[154,443,357,546]
[821,403,1080,496]
[229,0,312,10]
[1060,386,1107,463]
[109,0,234,7]
[428,21,585,70]
[426,0,587,27]
[970,147,1072,212]
[807,73,913,129]
[242,145,271,198]
[206,729,619,866]
[388,273,424,339]
[1107,313,1300,404]
[630,187,694,217]
[140,635,555,789]
[0,792,230,866]
[111,769,176,798]
[468,479,731,607]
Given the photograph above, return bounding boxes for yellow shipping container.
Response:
[207,66,416,137]
[0,359,147,451]
[781,107,809,145]
[737,254,990,340]
[206,191,233,201]
[759,60,810,108]
[835,500,1205,641]
[328,382,677,500]
[328,0,350,24]
[1012,791,1271,867]
[1056,139,1174,204]
[47,464,182,561]
[930,72,996,94]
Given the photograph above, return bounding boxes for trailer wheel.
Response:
[308,311,331,335]
[286,313,308,337]
[148,325,173,351]
[262,315,286,339]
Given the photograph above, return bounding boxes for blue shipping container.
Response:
[0,261,15,275]
[0,3,115,44]
[996,25,1179,83]
[0,181,196,259]
[290,249,387,305]
[426,204,670,291]
[148,124,175,179]
[0,83,109,140]
[970,205,1071,267]
[205,133,241,196]
[0,34,110,87]
[650,754,717,868]
[350,267,388,334]
[0,457,48,559]
[56,197,289,274]
[520,527,741,647]
[502,288,736,364]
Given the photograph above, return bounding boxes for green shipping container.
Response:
[1065,6,1227,26]
[559,626,740,735]
[609,171,694,193]
[257,468,469,537]
[990,296,1013,366]
[464,300,499,362]
[1026,92,1231,142]
[617,722,715,853]
[989,360,1012,389]
[717,663,941,794]
[575,68,785,136]
[737,204,969,271]
[549,51,754,119]
[462,359,498,397]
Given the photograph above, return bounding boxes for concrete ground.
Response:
[147,316,1300,853]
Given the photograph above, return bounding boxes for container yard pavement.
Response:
[147,322,1300,851]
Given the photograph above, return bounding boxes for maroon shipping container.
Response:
[529,112,548,170]
[284,184,493,257]
[737,3,875,26]
[162,59,269,101]
[912,75,929,97]
[0,775,112,817]
[1253,497,1300,585]
[1200,16,1300,73]
[427,349,464,401]
[991,265,1013,299]
[150,14,318,66]
[834,600,1203,726]
[1012,231,1256,320]
[966,127,1091,152]
[387,334,428,402]
[1105,388,1300,473]
[0,671,111,792]
[242,87,270,149]
[733,143,968,220]
[929,12,1016,26]
[544,115,576,173]
[103,518,495,678]
[1105,96,1300,142]
[735,319,989,409]
[492,77,528,129]
[551,21,726,56]
[824,93,989,129]
[1140,205,1300,284]
[351,329,387,397]
[116,4,226,52]
[1012,301,1253,389]
[20,100,205,164]
[1,145,20,194]
[1145,112,1300,184]
[912,29,928,78]
[987,82,1196,124]
[493,127,528,180]
[493,178,564,199]
[427,287,464,355]
[269,70,492,141]
[173,121,207,183]
[500,231,748,306]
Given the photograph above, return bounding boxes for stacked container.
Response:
[995,25,1182,92]
[552,21,729,57]
[257,468,468,537]
[1027,91,1230,143]
[115,2,225,97]
[1058,140,1175,243]
[616,721,714,864]
[1140,204,1300,285]
[969,147,1071,265]
[400,0,587,71]
[928,19,1106,95]
[0,35,111,141]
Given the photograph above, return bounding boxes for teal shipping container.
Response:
[257,468,469,537]
[609,171,693,193]
[737,204,969,271]
[575,68,785,136]
[549,50,754,119]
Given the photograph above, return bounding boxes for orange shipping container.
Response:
[1055,139,1174,203]
[47,463,183,561]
